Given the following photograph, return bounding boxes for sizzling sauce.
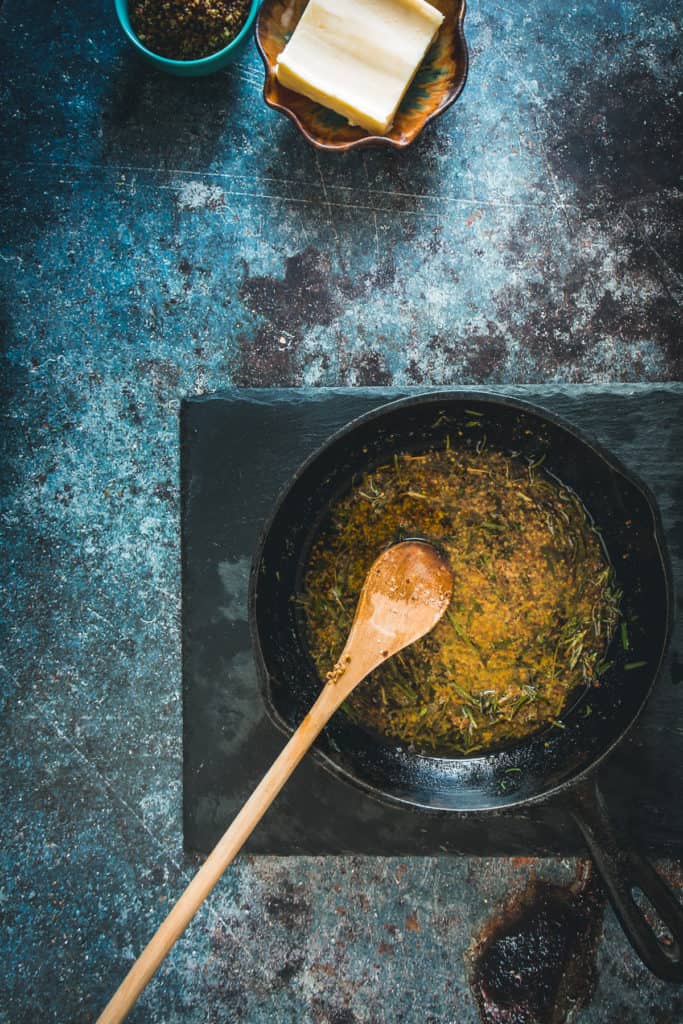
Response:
[301,444,620,755]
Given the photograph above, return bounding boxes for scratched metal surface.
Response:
[0,0,681,1021]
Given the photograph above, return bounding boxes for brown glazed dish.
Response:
[255,0,468,151]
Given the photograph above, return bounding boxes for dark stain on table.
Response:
[469,865,604,1024]
[549,52,682,199]
[234,247,401,386]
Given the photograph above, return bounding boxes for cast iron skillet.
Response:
[249,391,683,981]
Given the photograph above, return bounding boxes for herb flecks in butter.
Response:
[301,446,620,755]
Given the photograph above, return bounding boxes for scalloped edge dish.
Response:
[255,0,468,152]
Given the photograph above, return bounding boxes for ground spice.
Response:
[130,0,251,60]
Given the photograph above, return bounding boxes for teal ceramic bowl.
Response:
[114,0,260,76]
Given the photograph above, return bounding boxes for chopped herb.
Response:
[624,660,647,670]
[462,705,478,730]
[449,679,477,706]
[481,520,504,533]
[621,621,630,651]
[448,613,481,655]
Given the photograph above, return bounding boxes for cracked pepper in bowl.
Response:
[130,0,252,60]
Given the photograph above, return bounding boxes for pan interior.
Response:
[250,394,671,811]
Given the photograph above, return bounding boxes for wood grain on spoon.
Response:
[96,541,452,1024]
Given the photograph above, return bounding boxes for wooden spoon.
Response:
[97,541,453,1023]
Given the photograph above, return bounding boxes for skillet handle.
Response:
[569,775,683,982]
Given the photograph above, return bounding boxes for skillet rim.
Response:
[248,388,674,813]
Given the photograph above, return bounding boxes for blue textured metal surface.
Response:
[1,0,681,1021]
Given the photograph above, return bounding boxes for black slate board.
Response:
[181,387,683,856]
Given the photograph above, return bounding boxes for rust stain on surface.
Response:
[405,911,421,933]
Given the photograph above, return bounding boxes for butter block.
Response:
[275,0,444,134]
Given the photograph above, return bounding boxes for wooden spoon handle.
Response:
[96,684,342,1024]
